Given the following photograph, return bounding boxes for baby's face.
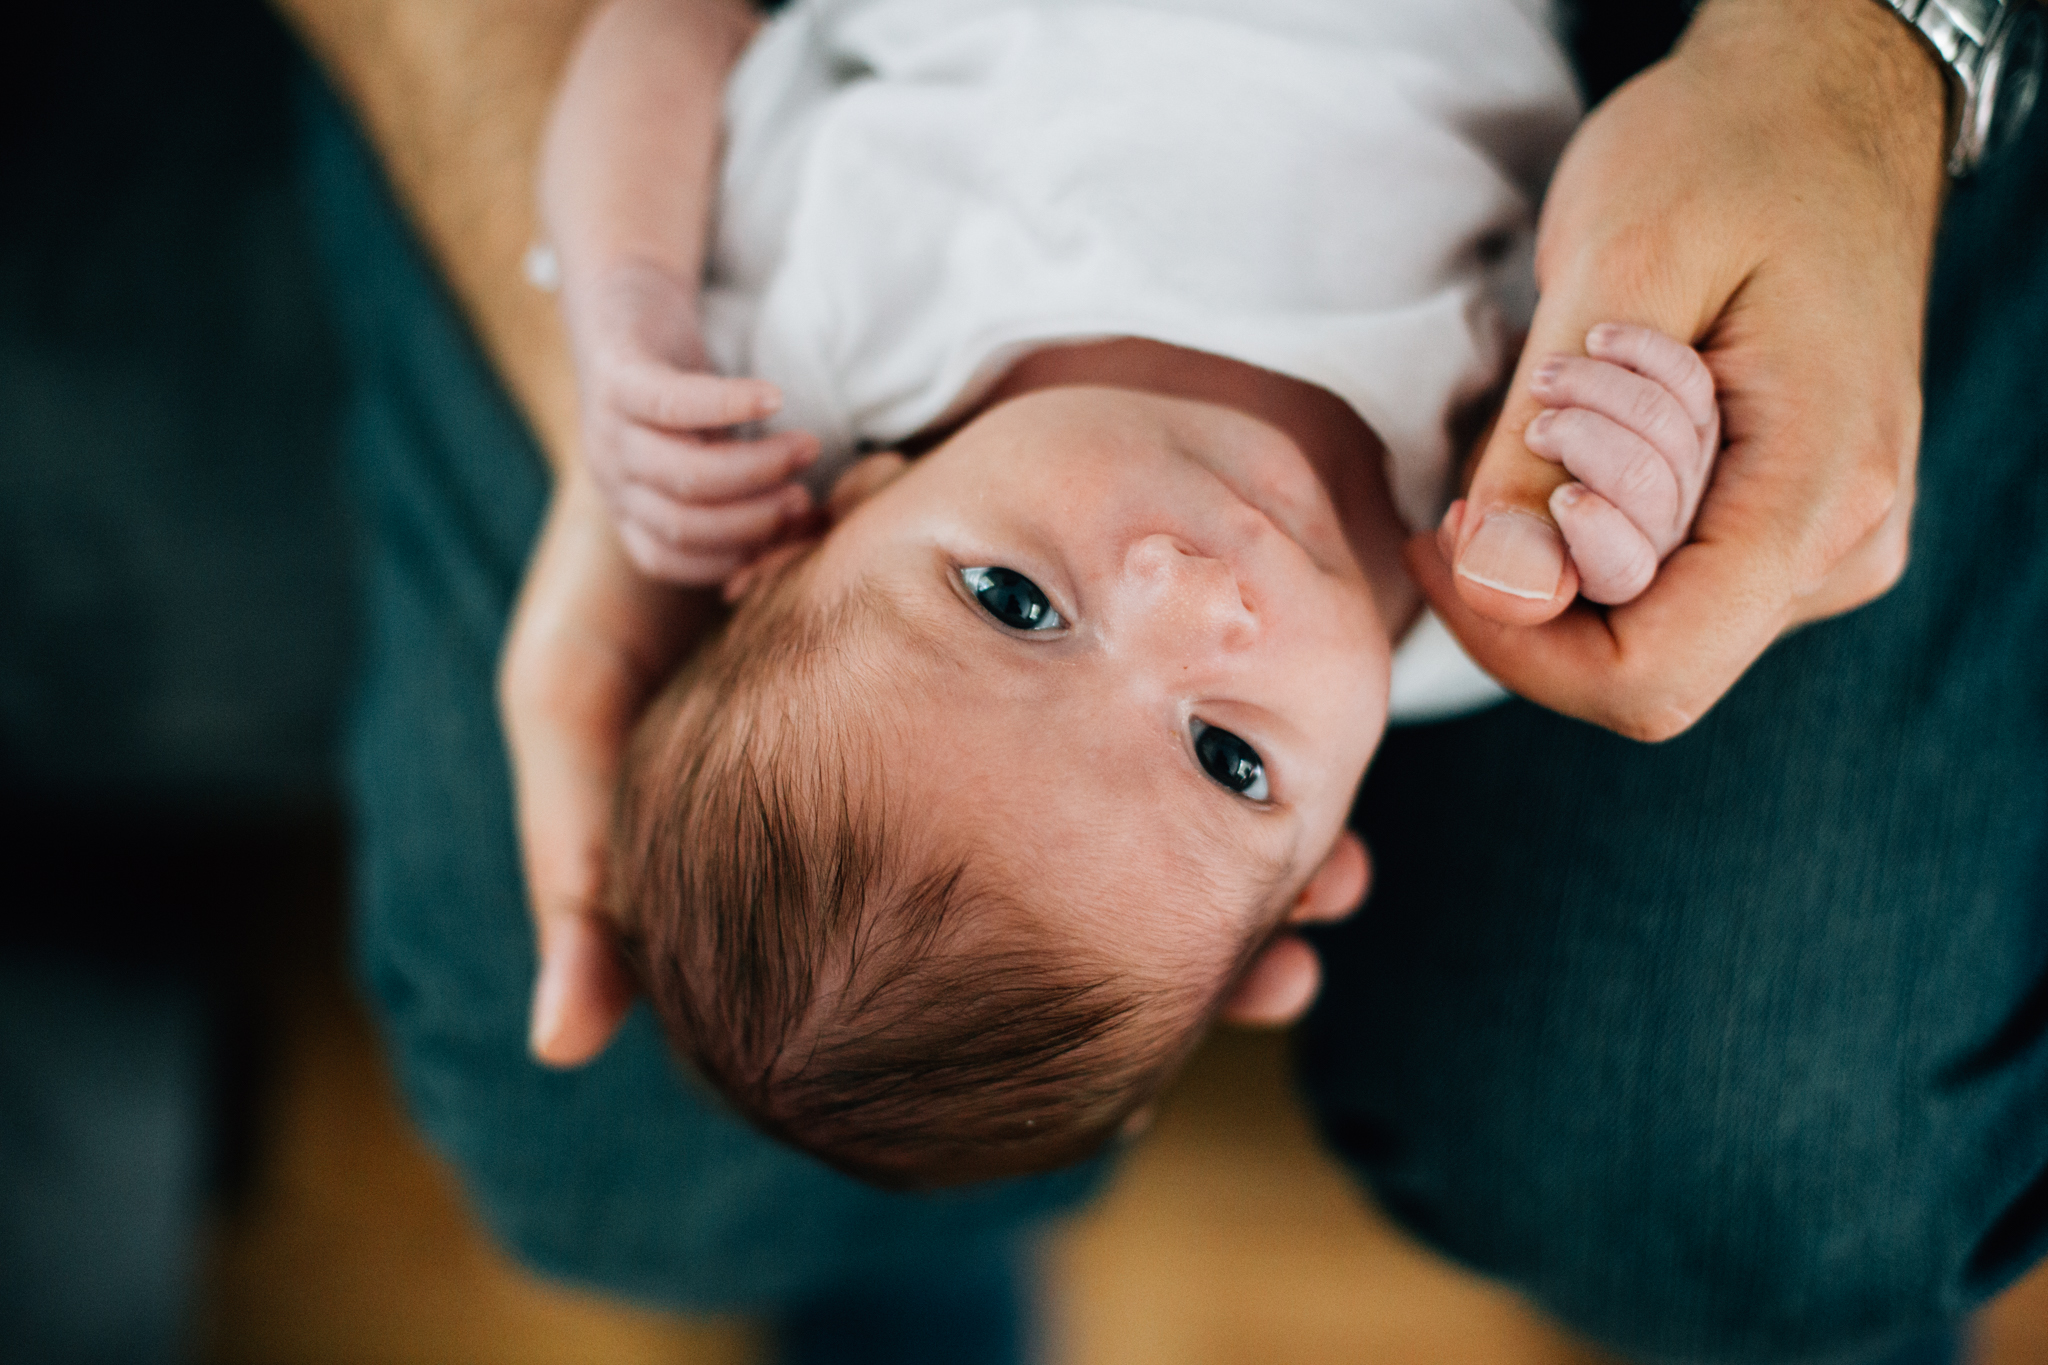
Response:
[807,385,1392,977]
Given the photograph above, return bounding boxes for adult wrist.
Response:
[1682,0,1950,176]
[1866,0,2048,173]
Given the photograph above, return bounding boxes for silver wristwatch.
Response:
[1871,0,2047,173]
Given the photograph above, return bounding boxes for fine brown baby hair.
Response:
[611,549,1281,1187]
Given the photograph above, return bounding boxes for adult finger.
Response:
[501,477,717,1063]
[602,359,782,432]
[619,425,820,503]
[529,887,638,1064]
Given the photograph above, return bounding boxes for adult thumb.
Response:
[1442,196,1727,624]
[530,907,637,1066]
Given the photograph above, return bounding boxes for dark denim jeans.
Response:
[308,16,2048,1365]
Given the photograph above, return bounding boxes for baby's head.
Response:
[613,383,1391,1187]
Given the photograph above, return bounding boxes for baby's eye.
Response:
[1191,720,1269,801]
[961,566,1063,631]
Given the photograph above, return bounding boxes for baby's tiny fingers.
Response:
[619,425,820,503]
[1583,323,1717,434]
[1551,482,1659,606]
[603,360,782,432]
[1528,354,1700,481]
[1524,406,1683,555]
[618,481,810,554]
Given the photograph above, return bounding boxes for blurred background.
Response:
[7,2,2048,1362]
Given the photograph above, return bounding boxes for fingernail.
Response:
[1552,481,1584,510]
[1525,410,1557,444]
[754,384,784,416]
[1457,510,1566,601]
[1531,358,1565,390]
[529,954,565,1056]
[1586,323,1621,351]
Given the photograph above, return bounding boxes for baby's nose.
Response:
[1124,533,1257,653]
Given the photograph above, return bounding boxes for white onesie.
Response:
[698,0,1582,722]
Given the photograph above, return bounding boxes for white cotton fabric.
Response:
[699,0,1581,721]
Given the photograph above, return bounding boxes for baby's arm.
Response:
[1450,325,1720,607]
[541,0,818,583]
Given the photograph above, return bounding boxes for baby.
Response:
[540,0,1722,1186]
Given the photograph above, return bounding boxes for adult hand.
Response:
[1417,0,1948,740]
[499,473,718,1065]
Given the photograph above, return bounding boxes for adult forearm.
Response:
[274,0,599,472]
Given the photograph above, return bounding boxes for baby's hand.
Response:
[567,260,820,584]
[1518,323,1720,606]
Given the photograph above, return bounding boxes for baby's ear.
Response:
[826,451,909,523]
[1288,831,1370,926]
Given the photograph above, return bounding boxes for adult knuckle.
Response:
[1849,523,1912,604]
[1594,650,1703,743]
[1838,462,1902,541]
[1869,537,1911,596]
[1611,692,1696,744]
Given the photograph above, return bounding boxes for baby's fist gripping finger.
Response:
[1524,324,1719,605]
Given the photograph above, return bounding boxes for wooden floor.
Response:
[197,926,2048,1365]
